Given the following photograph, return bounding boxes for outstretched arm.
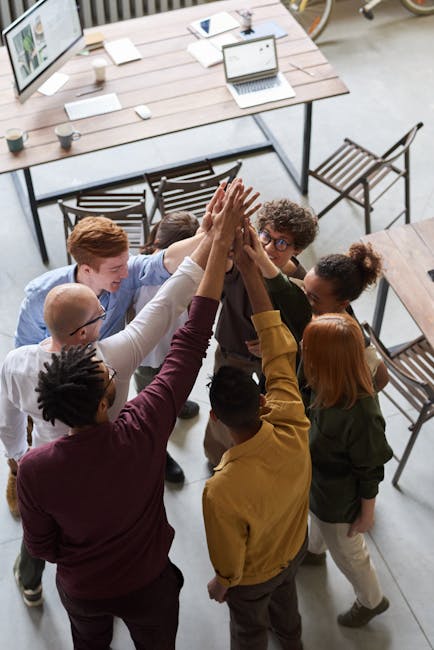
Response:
[123,180,249,439]
[233,222,273,314]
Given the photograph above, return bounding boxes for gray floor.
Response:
[1,1,433,648]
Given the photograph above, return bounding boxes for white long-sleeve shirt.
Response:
[0,257,203,460]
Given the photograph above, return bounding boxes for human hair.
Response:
[302,313,374,409]
[256,199,318,251]
[141,211,199,254]
[36,346,105,427]
[315,242,382,302]
[67,217,129,269]
[208,366,260,429]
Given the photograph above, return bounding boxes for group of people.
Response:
[0,178,393,650]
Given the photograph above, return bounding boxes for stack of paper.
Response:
[85,32,105,51]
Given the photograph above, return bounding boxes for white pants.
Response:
[308,512,384,609]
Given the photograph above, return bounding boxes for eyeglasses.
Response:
[105,364,117,391]
[258,230,293,252]
[69,306,106,337]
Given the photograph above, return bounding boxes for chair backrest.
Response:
[381,122,424,165]
[145,159,242,223]
[58,190,148,264]
[363,322,434,411]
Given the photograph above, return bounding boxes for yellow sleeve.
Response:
[202,479,247,588]
[252,310,308,431]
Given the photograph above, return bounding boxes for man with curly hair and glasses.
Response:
[204,199,318,468]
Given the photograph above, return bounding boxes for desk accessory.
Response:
[37,72,69,96]
[189,12,240,38]
[6,128,28,152]
[104,38,142,65]
[188,33,238,67]
[135,105,152,120]
[55,123,81,149]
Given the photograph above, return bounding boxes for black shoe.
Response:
[165,452,185,484]
[338,597,389,627]
[178,400,199,419]
[13,555,43,607]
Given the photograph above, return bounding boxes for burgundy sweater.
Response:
[17,296,217,599]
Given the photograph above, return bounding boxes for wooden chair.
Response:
[363,322,434,487]
[309,123,423,234]
[59,190,148,263]
[145,159,242,224]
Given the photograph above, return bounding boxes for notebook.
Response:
[64,93,122,120]
[104,38,142,65]
[222,36,295,109]
[187,33,239,68]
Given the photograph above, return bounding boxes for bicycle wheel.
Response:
[284,0,334,40]
[400,0,434,15]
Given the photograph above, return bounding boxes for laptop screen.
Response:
[223,36,278,84]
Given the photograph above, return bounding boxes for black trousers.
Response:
[226,536,307,650]
[56,560,184,650]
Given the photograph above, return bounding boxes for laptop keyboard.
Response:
[233,76,281,95]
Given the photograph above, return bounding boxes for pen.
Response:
[290,62,315,77]
[76,85,105,97]
[187,25,201,39]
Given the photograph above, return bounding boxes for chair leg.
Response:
[392,407,428,487]
[404,149,411,225]
[363,180,371,234]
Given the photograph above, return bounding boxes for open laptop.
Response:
[222,36,295,109]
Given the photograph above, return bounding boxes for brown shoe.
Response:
[6,470,20,518]
[338,597,389,627]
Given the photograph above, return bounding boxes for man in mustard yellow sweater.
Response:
[202,224,311,650]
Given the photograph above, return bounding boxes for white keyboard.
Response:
[64,93,122,120]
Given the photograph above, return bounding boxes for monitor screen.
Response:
[2,0,83,102]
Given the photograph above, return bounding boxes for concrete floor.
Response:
[0,1,433,648]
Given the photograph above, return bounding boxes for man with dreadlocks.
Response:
[15,179,247,650]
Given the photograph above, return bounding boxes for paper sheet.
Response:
[38,72,69,96]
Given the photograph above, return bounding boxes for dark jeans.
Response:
[19,539,45,590]
[56,560,184,650]
[226,535,308,650]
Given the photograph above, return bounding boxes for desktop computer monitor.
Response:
[2,0,83,103]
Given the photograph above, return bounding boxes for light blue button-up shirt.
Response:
[14,251,169,347]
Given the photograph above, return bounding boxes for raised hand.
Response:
[199,182,227,234]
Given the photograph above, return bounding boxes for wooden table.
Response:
[0,0,348,262]
[362,219,434,350]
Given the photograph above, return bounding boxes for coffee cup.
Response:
[92,57,108,83]
[55,123,81,150]
[6,128,28,153]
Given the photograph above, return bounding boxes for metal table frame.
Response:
[11,104,313,265]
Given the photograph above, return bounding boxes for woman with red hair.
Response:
[302,312,393,628]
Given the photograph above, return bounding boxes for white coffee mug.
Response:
[55,123,81,149]
[92,57,108,83]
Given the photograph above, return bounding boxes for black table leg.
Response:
[372,277,390,336]
[301,102,313,195]
[11,167,49,264]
